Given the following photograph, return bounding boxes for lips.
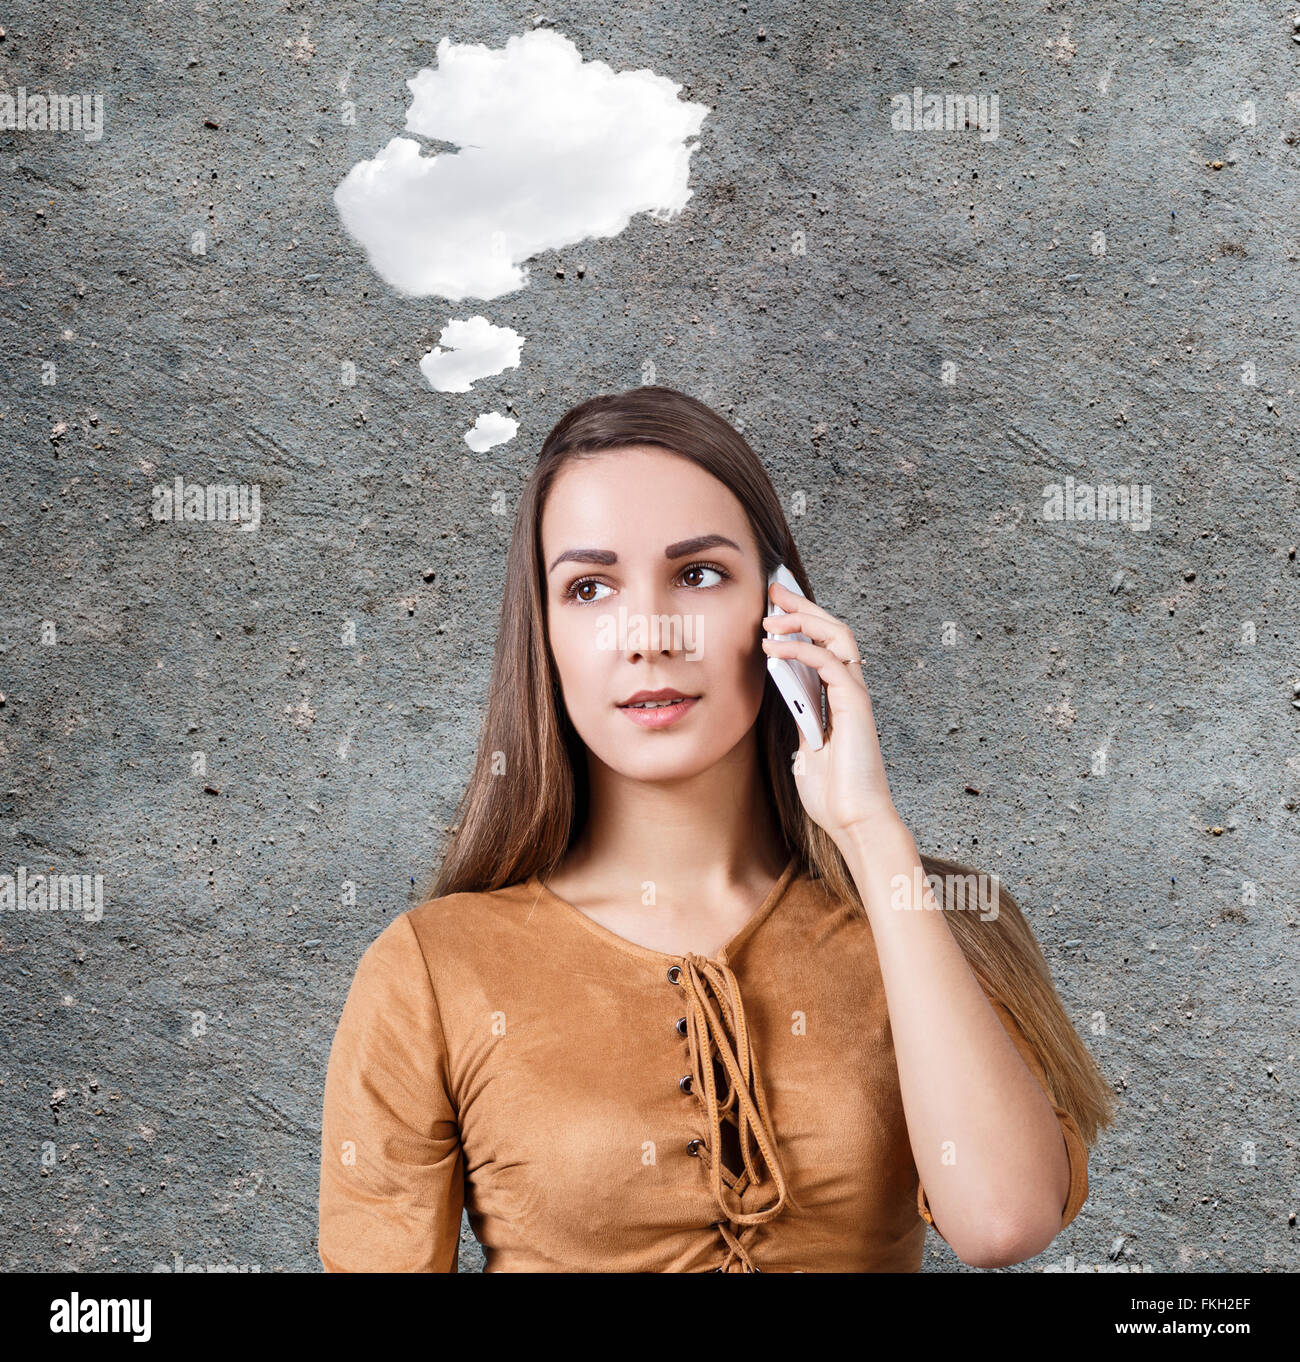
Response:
[617,688,696,708]
[616,688,701,729]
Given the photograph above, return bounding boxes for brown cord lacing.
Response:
[680,953,798,1271]
[714,1220,758,1273]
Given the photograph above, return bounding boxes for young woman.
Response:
[317,385,1114,1273]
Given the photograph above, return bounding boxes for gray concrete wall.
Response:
[1,1,1296,1273]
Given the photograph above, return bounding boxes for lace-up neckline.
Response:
[675,950,803,1270]
[528,856,798,966]
[528,856,802,1271]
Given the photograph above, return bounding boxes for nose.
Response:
[621,577,685,661]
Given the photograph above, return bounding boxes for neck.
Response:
[562,732,788,903]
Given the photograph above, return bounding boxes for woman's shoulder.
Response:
[408,874,540,928]
[355,877,543,977]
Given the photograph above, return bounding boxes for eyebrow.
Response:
[547,533,743,575]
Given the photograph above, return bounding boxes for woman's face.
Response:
[541,445,769,782]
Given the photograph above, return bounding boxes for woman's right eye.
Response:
[565,578,613,604]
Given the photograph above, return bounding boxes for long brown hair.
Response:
[423,385,1115,1146]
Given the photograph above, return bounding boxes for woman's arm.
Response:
[318,913,465,1272]
[836,815,1071,1268]
[760,580,1075,1268]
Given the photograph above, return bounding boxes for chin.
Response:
[588,734,728,784]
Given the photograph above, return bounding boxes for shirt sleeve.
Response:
[318,912,465,1272]
[916,996,1089,1241]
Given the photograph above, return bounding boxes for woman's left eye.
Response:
[679,562,729,589]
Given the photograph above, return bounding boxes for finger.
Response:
[767,580,847,630]
[762,635,870,698]
[763,611,863,680]
[766,584,862,664]
[762,607,859,664]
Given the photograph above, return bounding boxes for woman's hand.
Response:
[761,580,901,847]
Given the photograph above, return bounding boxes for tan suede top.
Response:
[318,855,1089,1272]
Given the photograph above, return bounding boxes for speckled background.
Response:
[1,1,1297,1273]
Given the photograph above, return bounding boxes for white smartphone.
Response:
[765,563,825,751]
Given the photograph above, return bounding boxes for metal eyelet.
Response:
[667,965,682,985]
[675,1015,688,1036]
[679,1074,692,1094]
[686,1138,705,1156]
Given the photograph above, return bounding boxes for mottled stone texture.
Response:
[1,3,1296,1274]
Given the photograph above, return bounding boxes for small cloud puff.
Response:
[463,411,519,452]
[419,316,525,392]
